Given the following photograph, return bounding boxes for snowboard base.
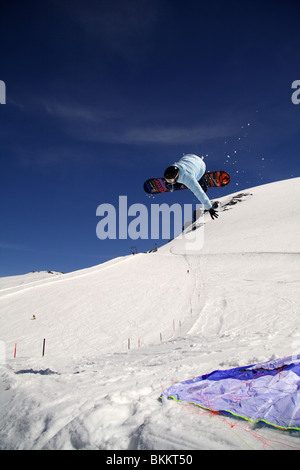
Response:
[143,171,230,195]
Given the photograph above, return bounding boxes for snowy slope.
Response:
[0,178,300,450]
[0,270,64,292]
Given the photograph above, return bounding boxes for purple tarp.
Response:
[161,354,300,430]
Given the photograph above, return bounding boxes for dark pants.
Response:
[199,175,208,193]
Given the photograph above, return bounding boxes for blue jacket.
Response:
[174,154,212,210]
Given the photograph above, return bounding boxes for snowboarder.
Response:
[164,154,218,219]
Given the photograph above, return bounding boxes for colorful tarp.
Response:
[161,354,300,430]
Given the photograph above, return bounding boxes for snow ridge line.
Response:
[0,255,135,299]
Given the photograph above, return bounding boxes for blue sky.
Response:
[1,0,299,276]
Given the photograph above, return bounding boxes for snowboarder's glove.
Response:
[207,208,219,220]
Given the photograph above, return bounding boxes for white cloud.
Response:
[42,97,237,146]
[122,123,235,145]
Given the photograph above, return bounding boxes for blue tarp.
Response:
[161,354,300,430]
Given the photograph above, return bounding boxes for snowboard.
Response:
[143,171,230,195]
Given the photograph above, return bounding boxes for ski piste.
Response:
[143,170,230,195]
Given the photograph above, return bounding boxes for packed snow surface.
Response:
[0,178,300,450]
